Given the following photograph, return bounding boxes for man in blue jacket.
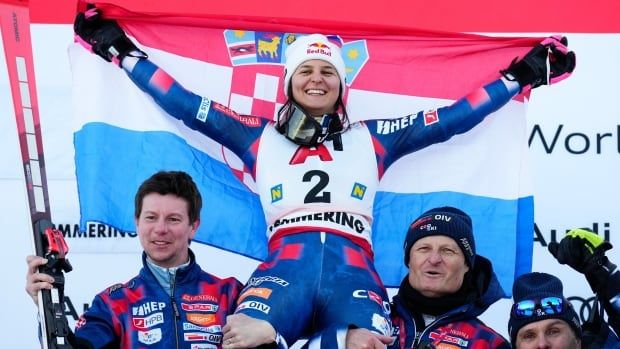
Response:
[309,206,510,348]
[388,206,510,348]
[26,171,281,348]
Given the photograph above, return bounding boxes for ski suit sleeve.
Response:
[366,78,520,173]
[228,278,289,349]
[122,58,270,161]
[75,6,268,160]
[300,325,352,349]
[72,294,120,349]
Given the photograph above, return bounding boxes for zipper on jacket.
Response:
[170,270,180,349]
[413,306,469,348]
[414,313,450,348]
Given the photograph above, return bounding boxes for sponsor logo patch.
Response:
[271,184,283,203]
[350,182,367,200]
[196,97,211,122]
[191,344,217,349]
[181,303,219,312]
[376,114,417,135]
[423,109,439,126]
[184,332,222,343]
[107,283,125,294]
[307,42,332,57]
[352,290,390,314]
[238,287,273,303]
[187,313,217,326]
[138,328,162,345]
[429,331,469,347]
[246,276,289,287]
[267,211,367,234]
[182,294,218,303]
[371,313,391,336]
[236,300,271,314]
[133,312,164,329]
[132,301,166,316]
[183,322,222,333]
[213,103,261,127]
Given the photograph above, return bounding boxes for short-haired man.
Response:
[309,206,510,348]
[26,171,278,348]
[389,206,510,348]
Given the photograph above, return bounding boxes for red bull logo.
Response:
[309,42,328,49]
[306,42,332,56]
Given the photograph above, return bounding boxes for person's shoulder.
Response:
[471,318,510,343]
[100,276,140,296]
[86,279,138,306]
[197,270,243,288]
[220,276,243,289]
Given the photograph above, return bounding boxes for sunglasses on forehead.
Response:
[512,296,564,318]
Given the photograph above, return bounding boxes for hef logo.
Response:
[132,301,166,316]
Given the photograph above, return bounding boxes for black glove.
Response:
[501,35,576,92]
[549,228,616,293]
[74,5,147,66]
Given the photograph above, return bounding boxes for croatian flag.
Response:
[71,2,539,291]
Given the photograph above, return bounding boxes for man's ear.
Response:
[189,219,200,239]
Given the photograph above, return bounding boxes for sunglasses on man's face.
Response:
[512,296,564,318]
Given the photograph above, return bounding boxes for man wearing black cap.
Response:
[509,228,620,349]
[388,206,510,348]
[303,206,509,348]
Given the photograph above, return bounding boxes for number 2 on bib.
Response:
[303,170,331,203]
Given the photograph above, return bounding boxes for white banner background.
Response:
[1,24,618,347]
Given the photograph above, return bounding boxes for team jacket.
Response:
[390,256,510,349]
[73,250,242,349]
[297,256,508,349]
[125,59,520,251]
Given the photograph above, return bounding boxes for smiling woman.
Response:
[288,60,340,116]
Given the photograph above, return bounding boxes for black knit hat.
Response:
[508,272,582,346]
[403,206,475,267]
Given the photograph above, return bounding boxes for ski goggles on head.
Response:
[277,102,325,147]
[512,296,564,319]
